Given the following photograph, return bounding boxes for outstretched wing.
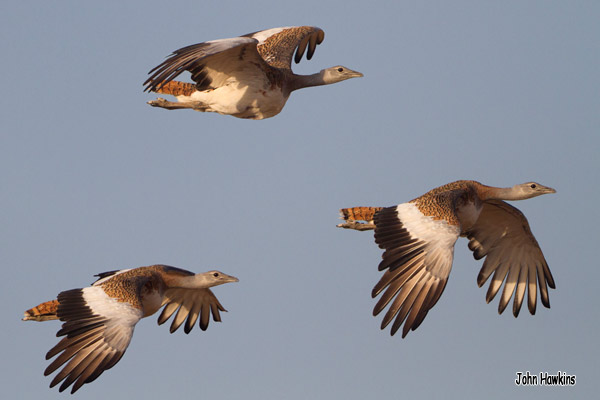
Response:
[245,26,325,69]
[466,200,555,316]
[157,288,226,334]
[44,287,142,394]
[373,203,460,337]
[144,36,269,93]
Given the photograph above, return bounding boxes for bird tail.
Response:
[337,206,383,231]
[22,299,59,321]
[152,81,196,96]
[339,206,383,223]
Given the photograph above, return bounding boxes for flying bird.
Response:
[23,264,238,393]
[337,180,556,338]
[143,26,363,119]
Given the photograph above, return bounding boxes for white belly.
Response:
[179,82,288,119]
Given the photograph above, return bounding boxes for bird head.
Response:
[204,270,239,287]
[321,66,363,83]
[515,182,557,199]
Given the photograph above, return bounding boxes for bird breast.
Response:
[456,200,482,232]
[141,286,164,317]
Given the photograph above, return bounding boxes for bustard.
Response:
[337,180,556,338]
[143,26,363,119]
[23,265,238,393]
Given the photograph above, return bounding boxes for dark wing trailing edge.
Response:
[157,288,226,334]
[293,28,324,63]
[143,37,262,93]
[372,205,458,337]
[465,200,555,316]
[44,288,141,393]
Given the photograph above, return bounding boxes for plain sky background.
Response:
[1,1,598,399]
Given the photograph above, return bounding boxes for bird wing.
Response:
[91,268,132,285]
[465,199,555,316]
[373,203,460,337]
[144,36,271,93]
[244,26,325,70]
[157,288,226,334]
[44,287,143,394]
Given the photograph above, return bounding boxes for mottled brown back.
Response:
[253,27,324,70]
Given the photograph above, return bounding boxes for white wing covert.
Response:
[373,203,460,337]
[44,287,142,394]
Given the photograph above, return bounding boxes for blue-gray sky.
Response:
[2,1,598,399]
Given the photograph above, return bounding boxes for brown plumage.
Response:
[154,81,197,97]
[23,299,60,321]
[143,26,363,119]
[23,264,238,393]
[338,206,383,231]
[340,206,383,224]
[337,180,557,338]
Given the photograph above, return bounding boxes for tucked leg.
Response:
[147,98,208,111]
[336,220,376,231]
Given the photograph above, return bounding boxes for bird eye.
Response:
[530,184,537,189]
[213,272,219,277]
[337,67,343,72]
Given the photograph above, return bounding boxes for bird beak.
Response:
[225,274,239,283]
[542,186,557,194]
[350,69,364,78]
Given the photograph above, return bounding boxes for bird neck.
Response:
[289,71,327,92]
[167,273,213,289]
[481,185,526,201]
